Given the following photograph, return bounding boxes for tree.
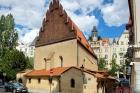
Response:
[2,50,33,80]
[109,58,120,76]
[0,14,32,80]
[0,14,18,58]
[98,58,107,70]
[26,57,34,69]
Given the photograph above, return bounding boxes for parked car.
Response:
[0,79,4,88]
[120,79,130,87]
[117,78,130,87]
[5,82,28,93]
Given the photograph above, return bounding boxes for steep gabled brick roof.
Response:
[35,0,96,58]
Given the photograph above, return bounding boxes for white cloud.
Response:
[0,0,101,44]
[0,0,129,44]
[0,0,48,29]
[101,0,129,26]
[0,0,48,44]
[61,0,103,14]
[61,0,100,32]
[19,29,39,44]
[66,11,98,33]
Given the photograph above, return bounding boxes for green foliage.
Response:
[0,14,18,58]
[3,50,27,71]
[98,58,106,70]
[1,50,33,80]
[0,14,33,80]
[109,58,120,76]
[26,57,34,69]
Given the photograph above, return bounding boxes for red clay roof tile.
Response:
[67,17,96,58]
[25,67,69,77]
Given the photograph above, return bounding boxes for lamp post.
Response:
[80,65,86,84]
[49,76,52,93]
[49,69,53,93]
[3,72,6,84]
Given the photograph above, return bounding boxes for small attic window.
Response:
[60,10,64,16]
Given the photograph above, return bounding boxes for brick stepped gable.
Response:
[36,0,96,58]
[36,0,76,47]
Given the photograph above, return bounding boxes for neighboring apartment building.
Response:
[127,0,140,92]
[117,30,129,66]
[89,26,129,69]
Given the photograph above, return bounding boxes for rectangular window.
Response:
[120,60,124,65]
[121,42,124,45]
[105,55,108,59]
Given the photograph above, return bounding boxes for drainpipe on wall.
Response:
[77,41,79,67]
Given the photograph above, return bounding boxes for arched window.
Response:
[70,78,75,88]
[38,78,41,84]
[29,78,31,83]
[59,56,63,67]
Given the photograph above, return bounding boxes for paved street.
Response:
[0,88,11,93]
[0,88,36,93]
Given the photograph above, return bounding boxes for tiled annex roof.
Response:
[25,67,69,77]
[85,69,115,80]
[25,66,115,80]
[35,0,97,59]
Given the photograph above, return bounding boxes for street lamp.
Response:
[3,72,6,84]
[80,65,87,84]
[48,69,53,93]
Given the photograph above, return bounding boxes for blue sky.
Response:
[0,0,129,44]
[92,8,126,38]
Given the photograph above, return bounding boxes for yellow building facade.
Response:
[25,67,98,93]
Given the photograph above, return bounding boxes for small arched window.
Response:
[70,78,75,88]
[38,78,41,84]
[59,56,63,67]
[29,78,31,83]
